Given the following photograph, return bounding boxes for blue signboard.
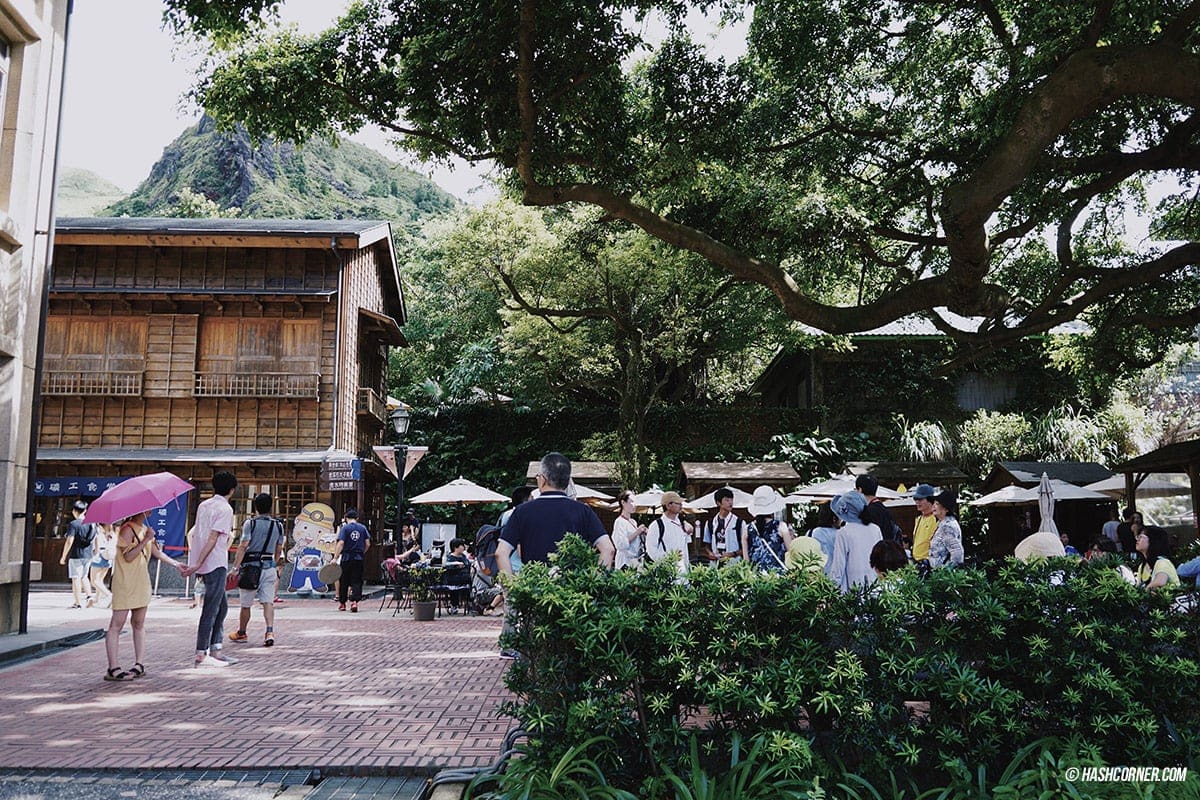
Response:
[34,475,188,554]
[33,476,127,497]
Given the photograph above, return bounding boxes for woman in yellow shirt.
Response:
[1134,527,1180,590]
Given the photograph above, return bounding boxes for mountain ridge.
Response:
[90,116,457,228]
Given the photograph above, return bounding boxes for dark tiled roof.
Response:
[56,217,391,236]
[990,461,1114,487]
[1114,438,1200,474]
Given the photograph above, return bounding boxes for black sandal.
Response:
[128,663,145,678]
[103,667,128,682]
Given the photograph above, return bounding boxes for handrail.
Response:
[194,372,320,399]
[41,370,143,396]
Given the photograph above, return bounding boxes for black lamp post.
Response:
[390,406,411,545]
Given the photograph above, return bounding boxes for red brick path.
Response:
[0,596,513,773]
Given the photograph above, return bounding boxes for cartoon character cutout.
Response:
[289,502,336,593]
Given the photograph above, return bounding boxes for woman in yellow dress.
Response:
[104,511,185,681]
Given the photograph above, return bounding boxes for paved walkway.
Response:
[0,591,513,776]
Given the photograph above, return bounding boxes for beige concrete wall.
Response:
[0,0,70,633]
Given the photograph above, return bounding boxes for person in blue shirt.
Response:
[333,508,371,612]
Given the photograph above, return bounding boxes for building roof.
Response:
[525,461,619,482]
[54,216,406,324]
[794,307,1089,339]
[56,217,392,244]
[982,461,1114,492]
[38,448,336,464]
[680,462,801,487]
[1114,438,1200,474]
[845,461,971,488]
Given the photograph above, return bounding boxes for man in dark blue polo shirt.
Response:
[497,452,614,572]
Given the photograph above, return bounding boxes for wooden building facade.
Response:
[33,218,405,581]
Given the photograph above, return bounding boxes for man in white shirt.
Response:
[182,470,238,667]
[645,491,692,575]
[701,488,743,567]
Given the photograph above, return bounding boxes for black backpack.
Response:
[74,522,95,550]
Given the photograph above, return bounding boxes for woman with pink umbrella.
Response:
[86,472,193,681]
[104,511,187,680]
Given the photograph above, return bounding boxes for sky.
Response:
[58,0,497,201]
[59,1,746,204]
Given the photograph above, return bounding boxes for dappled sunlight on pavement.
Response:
[0,593,513,772]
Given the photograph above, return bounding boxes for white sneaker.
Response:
[194,655,228,668]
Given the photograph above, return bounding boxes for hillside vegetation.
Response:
[55,167,127,217]
[102,115,457,228]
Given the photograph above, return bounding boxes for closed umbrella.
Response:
[83,472,195,524]
[1036,472,1059,535]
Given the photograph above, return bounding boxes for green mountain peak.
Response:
[101,115,458,227]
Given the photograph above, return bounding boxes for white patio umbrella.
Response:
[687,485,755,509]
[408,477,510,505]
[569,482,614,501]
[629,487,702,513]
[1036,472,1059,535]
[785,474,901,501]
[1083,475,1190,499]
[968,485,1037,507]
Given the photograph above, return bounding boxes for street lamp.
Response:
[390,406,411,545]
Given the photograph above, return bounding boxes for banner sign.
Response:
[34,476,188,554]
[33,476,127,497]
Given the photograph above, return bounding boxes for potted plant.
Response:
[410,567,439,621]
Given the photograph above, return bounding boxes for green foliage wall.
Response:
[501,538,1200,794]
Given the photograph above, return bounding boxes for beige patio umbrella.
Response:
[968,485,1037,507]
[408,477,510,505]
[1083,475,1190,499]
[785,474,901,502]
[687,485,755,509]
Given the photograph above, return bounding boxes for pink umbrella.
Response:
[83,472,195,524]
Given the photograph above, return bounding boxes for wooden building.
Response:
[979,461,1115,558]
[32,218,405,581]
[0,0,71,633]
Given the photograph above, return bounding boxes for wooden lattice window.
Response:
[196,318,320,398]
[42,316,147,395]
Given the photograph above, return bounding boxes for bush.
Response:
[498,537,1200,795]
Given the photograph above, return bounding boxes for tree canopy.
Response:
[166,0,1200,366]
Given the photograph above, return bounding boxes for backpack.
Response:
[74,522,95,550]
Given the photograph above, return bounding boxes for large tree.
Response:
[167,0,1200,367]
[393,200,788,483]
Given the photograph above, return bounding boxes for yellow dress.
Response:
[111,524,153,610]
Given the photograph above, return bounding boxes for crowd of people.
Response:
[65,452,1194,680]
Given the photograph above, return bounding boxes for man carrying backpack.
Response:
[700,488,743,567]
[229,493,286,647]
[59,500,95,608]
[645,491,692,575]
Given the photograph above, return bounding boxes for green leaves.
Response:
[499,537,1200,795]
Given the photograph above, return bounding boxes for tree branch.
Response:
[1081,0,1115,48]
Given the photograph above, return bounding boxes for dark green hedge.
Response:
[500,539,1200,794]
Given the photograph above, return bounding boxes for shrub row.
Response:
[500,538,1200,795]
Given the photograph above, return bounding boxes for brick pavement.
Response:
[0,595,514,774]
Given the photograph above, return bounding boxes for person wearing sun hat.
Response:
[829,491,882,592]
[645,491,692,575]
[743,486,792,572]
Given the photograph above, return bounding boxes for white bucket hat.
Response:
[748,485,784,516]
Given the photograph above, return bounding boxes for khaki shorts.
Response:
[238,565,278,607]
[67,558,90,580]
